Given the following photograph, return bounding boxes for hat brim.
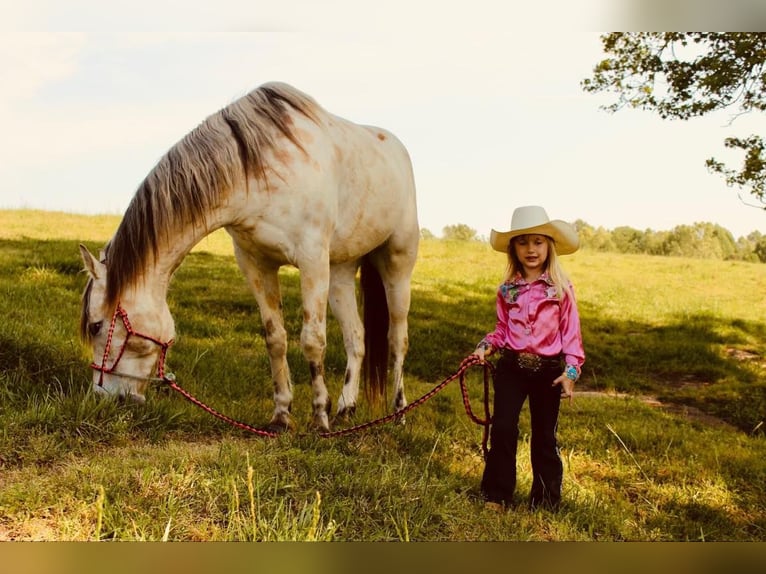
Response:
[490,220,579,255]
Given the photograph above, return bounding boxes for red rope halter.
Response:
[91,303,174,387]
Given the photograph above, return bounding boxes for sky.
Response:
[2,2,766,239]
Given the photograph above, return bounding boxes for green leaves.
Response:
[583,33,766,204]
[707,135,766,202]
[585,33,766,118]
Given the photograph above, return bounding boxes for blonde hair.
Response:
[503,235,573,300]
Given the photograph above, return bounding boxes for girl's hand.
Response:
[553,373,575,405]
[472,343,493,362]
[472,348,487,361]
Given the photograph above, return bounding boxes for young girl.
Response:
[472,205,584,511]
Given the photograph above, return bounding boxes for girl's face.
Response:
[513,234,549,277]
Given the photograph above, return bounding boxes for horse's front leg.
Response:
[299,257,332,431]
[329,261,364,419]
[234,247,294,432]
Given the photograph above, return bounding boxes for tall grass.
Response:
[0,209,764,541]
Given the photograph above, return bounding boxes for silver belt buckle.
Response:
[518,352,542,371]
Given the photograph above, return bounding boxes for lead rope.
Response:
[95,305,494,447]
[161,355,495,454]
[95,304,495,448]
[162,374,281,438]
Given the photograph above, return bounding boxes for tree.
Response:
[582,33,766,207]
[611,226,646,254]
[442,223,477,241]
[754,236,766,263]
[661,222,738,259]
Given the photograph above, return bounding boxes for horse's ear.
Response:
[79,244,105,280]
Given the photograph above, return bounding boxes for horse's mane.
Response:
[102,82,321,309]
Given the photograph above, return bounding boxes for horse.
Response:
[79,82,419,432]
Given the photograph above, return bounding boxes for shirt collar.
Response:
[511,271,554,286]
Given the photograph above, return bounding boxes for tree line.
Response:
[428,221,766,263]
[572,220,766,262]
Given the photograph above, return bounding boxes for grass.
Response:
[0,209,765,541]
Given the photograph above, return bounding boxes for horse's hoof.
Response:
[266,414,295,434]
[393,400,407,426]
[262,422,291,434]
[311,412,331,432]
[334,405,356,422]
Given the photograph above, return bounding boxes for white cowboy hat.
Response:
[489,205,579,255]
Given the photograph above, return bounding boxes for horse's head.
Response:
[79,244,176,404]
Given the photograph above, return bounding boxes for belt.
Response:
[500,349,562,372]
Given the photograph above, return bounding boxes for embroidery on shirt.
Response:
[500,282,521,304]
[545,285,559,299]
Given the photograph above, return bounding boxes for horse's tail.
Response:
[360,257,389,406]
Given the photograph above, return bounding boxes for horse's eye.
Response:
[89,321,103,337]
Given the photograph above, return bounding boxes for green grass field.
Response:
[0,209,765,541]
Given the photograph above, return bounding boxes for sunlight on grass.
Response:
[19,266,60,284]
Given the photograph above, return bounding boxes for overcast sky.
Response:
[2,2,766,239]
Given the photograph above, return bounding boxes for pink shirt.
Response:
[482,272,585,369]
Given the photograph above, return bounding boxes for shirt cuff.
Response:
[476,338,493,351]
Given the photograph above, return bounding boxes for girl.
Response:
[473,205,584,511]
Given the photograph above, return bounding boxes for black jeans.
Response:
[480,351,563,509]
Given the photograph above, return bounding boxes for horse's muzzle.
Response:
[92,382,146,405]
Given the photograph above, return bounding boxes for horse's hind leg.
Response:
[385,278,411,413]
[233,247,294,431]
[329,261,364,419]
[373,244,417,414]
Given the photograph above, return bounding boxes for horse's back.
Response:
[228,86,417,265]
[321,114,418,257]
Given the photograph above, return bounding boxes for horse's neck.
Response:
[149,208,234,291]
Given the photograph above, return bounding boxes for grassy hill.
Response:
[0,209,764,541]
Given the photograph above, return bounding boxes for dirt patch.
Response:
[573,344,765,432]
[574,390,737,431]
[726,347,762,362]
